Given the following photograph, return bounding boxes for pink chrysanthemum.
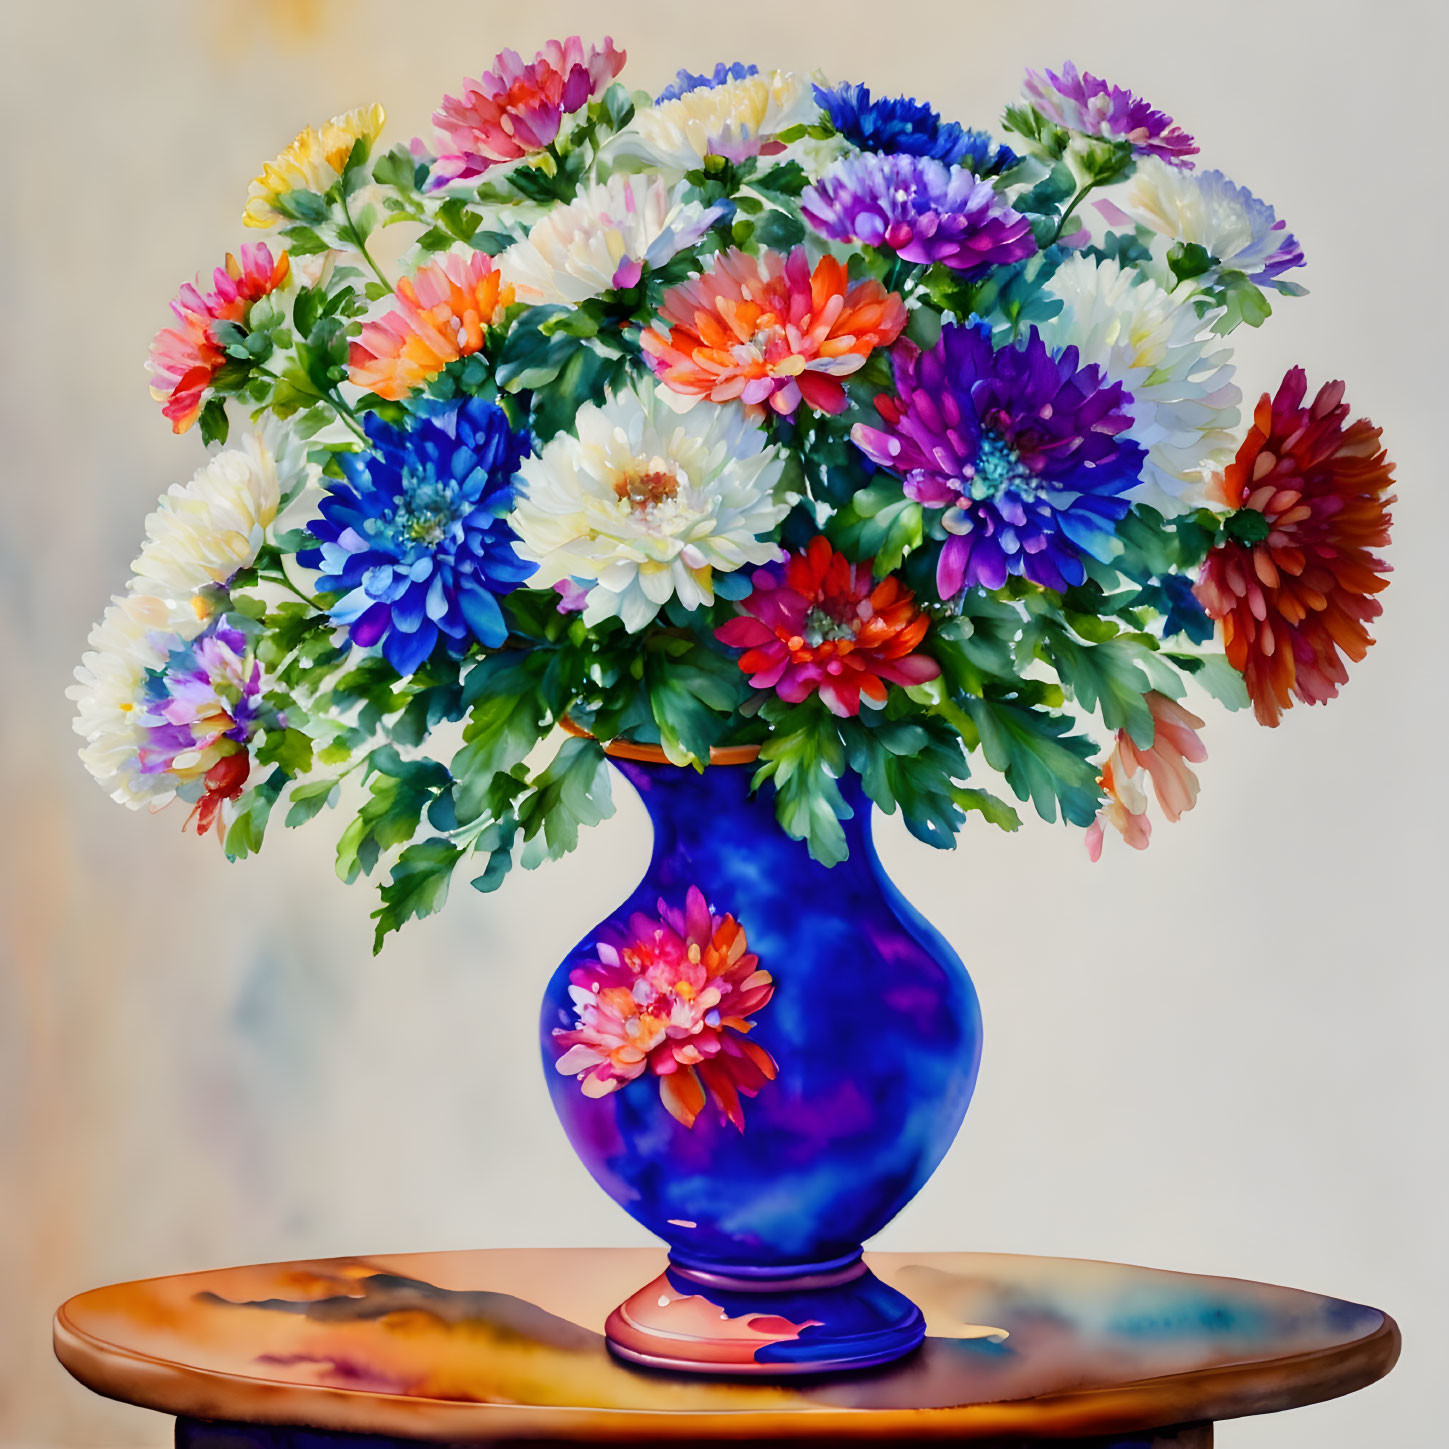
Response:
[716,536,942,717]
[640,247,907,416]
[553,886,777,1131]
[1086,692,1207,859]
[431,37,626,184]
[348,251,515,400]
[148,245,290,433]
[1023,62,1197,167]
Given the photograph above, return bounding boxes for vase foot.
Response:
[604,1257,924,1375]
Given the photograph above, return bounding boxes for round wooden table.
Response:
[53,1248,1398,1445]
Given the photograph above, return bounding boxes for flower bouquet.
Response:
[71,39,1395,1373]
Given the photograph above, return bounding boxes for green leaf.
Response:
[516,738,614,860]
[1045,628,1156,746]
[278,224,331,256]
[436,196,482,242]
[646,644,749,767]
[1167,241,1215,285]
[963,698,1101,826]
[451,656,552,824]
[753,161,810,197]
[334,747,451,884]
[1168,651,1250,710]
[371,839,463,951]
[495,308,580,391]
[752,703,852,866]
[223,772,284,860]
[256,726,315,777]
[284,777,339,828]
[830,479,924,574]
[751,209,806,250]
[198,396,229,446]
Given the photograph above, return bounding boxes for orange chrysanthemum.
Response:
[348,252,514,400]
[1194,367,1394,727]
[640,246,907,416]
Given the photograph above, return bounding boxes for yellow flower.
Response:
[243,103,386,228]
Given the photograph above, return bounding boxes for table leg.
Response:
[177,1414,1213,1447]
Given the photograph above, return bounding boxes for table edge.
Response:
[52,1292,1401,1443]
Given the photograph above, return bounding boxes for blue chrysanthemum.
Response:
[853,323,1144,596]
[814,82,1015,173]
[656,61,759,104]
[301,398,534,676]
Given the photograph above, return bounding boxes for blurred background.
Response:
[2,1,1444,1445]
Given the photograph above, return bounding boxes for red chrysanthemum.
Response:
[553,886,777,1131]
[148,244,290,432]
[640,247,907,417]
[716,536,942,717]
[1194,367,1394,727]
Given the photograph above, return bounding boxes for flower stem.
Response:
[340,191,392,292]
[1048,180,1098,247]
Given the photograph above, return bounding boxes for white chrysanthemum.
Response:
[128,426,314,608]
[606,70,821,180]
[1039,255,1241,514]
[500,175,723,305]
[510,387,790,632]
[1110,158,1305,289]
[67,593,192,809]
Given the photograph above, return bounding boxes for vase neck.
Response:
[611,758,875,873]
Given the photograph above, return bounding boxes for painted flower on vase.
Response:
[348,250,514,400]
[1085,691,1207,859]
[802,153,1036,272]
[641,246,907,416]
[1105,158,1305,291]
[243,104,386,227]
[609,68,819,177]
[716,536,941,717]
[553,885,778,1131]
[69,607,266,837]
[147,244,291,432]
[1038,254,1240,514]
[300,397,534,675]
[499,174,725,305]
[509,386,788,632]
[1193,368,1394,727]
[814,82,1015,173]
[657,61,759,104]
[1022,62,1197,166]
[853,323,1143,597]
[430,37,626,184]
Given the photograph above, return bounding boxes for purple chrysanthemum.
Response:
[801,154,1036,273]
[1023,62,1197,168]
[852,324,1144,596]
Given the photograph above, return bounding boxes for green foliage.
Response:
[223,771,285,860]
[752,701,853,866]
[830,479,924,574]
[963,697,1101,826]
[516,737,615,864]
[335,747,451,884]
[371,839,464,951]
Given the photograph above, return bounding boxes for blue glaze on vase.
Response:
[540,759,982,1369]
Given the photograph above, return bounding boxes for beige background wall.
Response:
[2,1,1444,1444]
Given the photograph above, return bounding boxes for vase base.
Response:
[604,1258,925,1376]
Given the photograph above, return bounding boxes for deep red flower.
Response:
[716,536,941,717]
[1194,368,1394,726]
[187,750,251,840]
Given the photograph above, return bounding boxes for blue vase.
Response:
[539,755,982,1374]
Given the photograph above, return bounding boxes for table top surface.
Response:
[53,1248,1398,1442]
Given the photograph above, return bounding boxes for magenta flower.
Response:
[431,37,626,184]
[802,153,1036,272]
[552,887,777,1131]
[1023,62,1197,167]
